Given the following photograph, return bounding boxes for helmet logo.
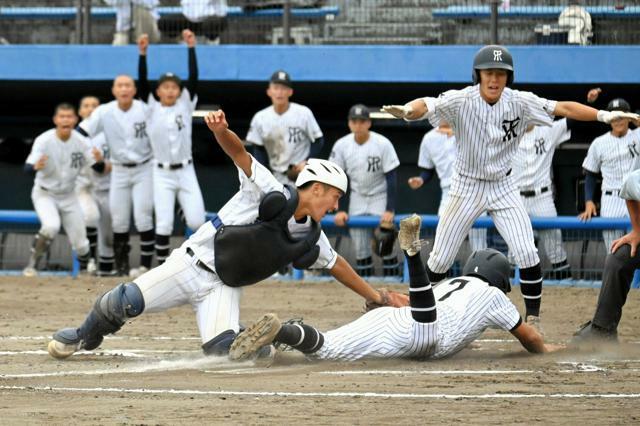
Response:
[474,266,479,272]
[279,71,287,80]
[493,50,503,61]
[613,100,620,107]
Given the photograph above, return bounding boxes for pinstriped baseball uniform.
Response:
[418,128,487,252]
[25,129,97,254]
[80,99,154,234]
[582,128,640,249]
[314,276,521,361]
[135,156,338,343]
[329,131,399,261]
[246,102,323,185]
[510,119,571,264]
[419,85,556,273]
[147,89,205,237]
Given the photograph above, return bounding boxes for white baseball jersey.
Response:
[418,127,456,190]
[185,156,337,271]
[329,131,400,197]
[147,89,197,165]
[246,102,323,175]
[315,276,521,361]
[422,85,556,180]
[582,129,640,191]
[511,119,571,190]
[79,100,152,165]
[621,168,640,201]
[26,129,96,194]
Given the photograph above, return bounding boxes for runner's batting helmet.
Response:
[472,45,514,85]
[462,248,512,293]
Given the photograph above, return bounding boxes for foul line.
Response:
[1,385,639,400]
[318,370,534,376]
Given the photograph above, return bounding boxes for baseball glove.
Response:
[371,223,398,257]
[364,288,410,312]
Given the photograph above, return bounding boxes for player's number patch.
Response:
[438,278,469,302]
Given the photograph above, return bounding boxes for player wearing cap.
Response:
[579,98,640,250]
[382,44,638,330]
[246,70,324,185]
[47,110,408,361]
[330,104,401,277]
[137,30,206,270]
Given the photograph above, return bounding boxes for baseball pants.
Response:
[153,164,206,235]
[110,162,154,233]
[601,192,628,251]
[94,189,114,261]
[428,174,539,273]
[134,245,242,343]
[31,186,90,255]
[519,190,568,264]
[77,185,100,229]
[440,187,487,252]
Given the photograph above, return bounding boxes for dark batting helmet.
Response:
[462,248,511,293]
[472,45,514,85]
[606,98,631,112]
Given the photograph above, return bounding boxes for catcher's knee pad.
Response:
[78,282,145,350]
[202,329,236,356]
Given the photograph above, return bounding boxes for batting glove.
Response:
[597,110,640,124]
[382,104,414,119]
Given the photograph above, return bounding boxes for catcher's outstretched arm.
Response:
[329,255,382,303]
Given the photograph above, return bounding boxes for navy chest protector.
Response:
[214,185,321,287]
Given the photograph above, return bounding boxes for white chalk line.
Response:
[318,370,534,376]
[0,336,200,341]
[0,349,200,358]
[1,385,639,400]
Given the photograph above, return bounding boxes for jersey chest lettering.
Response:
[288,127,306,144]
[175,114,185,131]
[134,122,148,139]
[502,117,521,142]
[70,151,84,169]
[534,137,547,155]
[628,140,640,158]
[367,156,382,172]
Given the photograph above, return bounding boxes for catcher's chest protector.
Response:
[214,185,321,287]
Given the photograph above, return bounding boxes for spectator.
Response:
[181,0,228,44]
[104,0,161,45]
[558,1,592,45]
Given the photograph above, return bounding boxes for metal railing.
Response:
[0,1,638,45]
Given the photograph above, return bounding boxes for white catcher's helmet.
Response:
[295,158,348,193]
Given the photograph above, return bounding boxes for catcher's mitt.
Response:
[371,223,398,257]
[364,288,410,312]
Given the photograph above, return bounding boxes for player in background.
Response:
[408,121,488,254]
[23,103,108,276]
[230,215,561,362]
[382,44,638,330]
[47,110,408,361]
[138,30,206,266]
[246,70,324,185]
[331,105,401,277]
[579,98,640,251]
[78,74,155,278]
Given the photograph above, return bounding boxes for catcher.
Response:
[330,104,401,277]
[47,110,408,361]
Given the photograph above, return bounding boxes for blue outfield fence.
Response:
[1,209,638,288]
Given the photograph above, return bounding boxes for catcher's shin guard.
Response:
[202,329,236,356]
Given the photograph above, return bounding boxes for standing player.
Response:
[330,104,401,277]
[511,119,573,279]
[230,215,560,362]
[78,74,155,277]
[408,121,487,252]
[138,30,206,265]
[246,70,324,185]
[23,104,107,276]
[382,45,638,327]
[47,110,408,360]
[579,98,640,251]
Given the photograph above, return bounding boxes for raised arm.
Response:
[137,34,152,101]
[204,110,252,177]
[182,29,198,100]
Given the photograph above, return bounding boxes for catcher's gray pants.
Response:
[592,244,638,332]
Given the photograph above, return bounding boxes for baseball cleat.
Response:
[22,267,38,277]
[229,313,281,361]
[399,214,422,255]
[47,328,82,359]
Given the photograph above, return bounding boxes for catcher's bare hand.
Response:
[408,176,424,189]
[182,29,196,47]
[578,200,597,222]
[365,288,410,311]
[204,110,228,134]
[334,211,349,227]
[34,155,48,170]
[138,33,149,54]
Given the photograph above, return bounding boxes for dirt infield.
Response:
[1,276,640,424]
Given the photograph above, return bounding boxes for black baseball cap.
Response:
[348,104,370,120]
[270,70,292,88]
[158,72,182,87]
[607,98,631,112]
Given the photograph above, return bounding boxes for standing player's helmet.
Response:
[296,159,349,193]
[462,248,512,293]
[472,45,514,85]
[606,98,631,112]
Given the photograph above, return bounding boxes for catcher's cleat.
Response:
[47,328,82,359]
[229,313,281,361]
[525,315,544,337]
[399,214,422,256]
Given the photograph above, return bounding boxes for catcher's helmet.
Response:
[462,248,511,293]
[472,45,514,85]
[606,98,631,113]
[296,158,348,193]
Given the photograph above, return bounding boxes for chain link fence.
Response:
[0,1,638,45]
